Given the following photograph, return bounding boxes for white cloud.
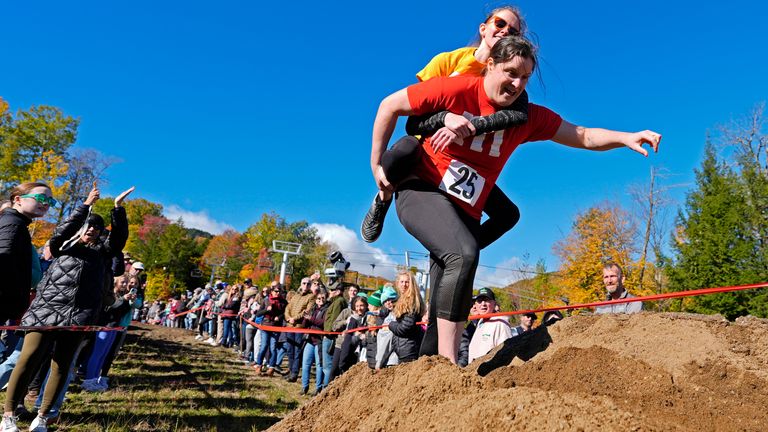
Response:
[473,256,528,289]
[164,205,235,235]
[311,223,399,280]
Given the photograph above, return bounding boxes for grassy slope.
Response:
[46,324,305,431]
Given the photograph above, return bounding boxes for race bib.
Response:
[439,160,486,207]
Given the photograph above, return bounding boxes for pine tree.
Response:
[667,144,760,318]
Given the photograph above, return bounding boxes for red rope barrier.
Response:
[237,281,768,336]
[0,325,126,332]
[23,281,759,334]
[469,281,768,322]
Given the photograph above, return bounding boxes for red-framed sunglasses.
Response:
[490,16,520,35]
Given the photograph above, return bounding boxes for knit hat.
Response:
[380,286,399,304]
[368,289,383,307]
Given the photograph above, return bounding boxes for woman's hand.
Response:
[444,113,476,137]
[115,186,135,208]
[623,130,662,156]
[430,127,465,152]
[84,183,100,206]
[374,165,393,194]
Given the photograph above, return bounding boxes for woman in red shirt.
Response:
[369,35,660,363]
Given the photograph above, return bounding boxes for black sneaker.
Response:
[361,194,392,243]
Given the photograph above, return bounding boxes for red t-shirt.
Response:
[407,75,562,219]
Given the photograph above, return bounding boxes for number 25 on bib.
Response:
[439,160,486,207]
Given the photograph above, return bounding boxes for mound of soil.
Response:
[268,313,768,431]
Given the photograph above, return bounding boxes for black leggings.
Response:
[383,136,521,356]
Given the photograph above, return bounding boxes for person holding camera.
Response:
[321,282,348,388]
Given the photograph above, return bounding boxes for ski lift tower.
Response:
[272,240,302,286]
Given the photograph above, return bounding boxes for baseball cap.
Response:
[472,287,496,302]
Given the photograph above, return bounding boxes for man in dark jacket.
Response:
[321,282,348,387]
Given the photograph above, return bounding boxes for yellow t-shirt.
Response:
[415,47,485,81]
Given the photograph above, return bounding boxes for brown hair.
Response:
[9,182,50,201]
[486,34,538,73]
[472,5,527,47]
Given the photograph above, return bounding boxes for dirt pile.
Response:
[268,313,768,432]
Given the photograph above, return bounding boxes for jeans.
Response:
[256,331,278,367]
[301,343,323,392]
[284,332,304,375]
[244,326,257,362]
[221,318,234,347]
[0,337,24,389]
[85,331,118,380]
[269,340,285,367]
[321,337,335,387]
[230,319,240,346]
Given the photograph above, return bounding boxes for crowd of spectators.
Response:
[1,183,138,432]
[137,263,619,398]
[1,180,642,431]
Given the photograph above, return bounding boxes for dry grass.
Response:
[31,324,307,431]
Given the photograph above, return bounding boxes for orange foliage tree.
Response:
[553,202,643,309]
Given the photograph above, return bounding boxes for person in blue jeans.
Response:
[254,282,286,376]
[300,290,328,395]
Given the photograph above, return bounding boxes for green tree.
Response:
[667,144,762,318]
[242,213,331,290]
[130,216,206,292]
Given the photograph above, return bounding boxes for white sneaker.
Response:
[28,416,47,432]
[1,415,19,432]
[204,337,214,344]
[81,378,105,392]
[194,335,203,340]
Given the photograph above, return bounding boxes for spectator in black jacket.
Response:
[0,182,53,326]
[300,289,328,395]
[364,289,383,369]
[3,184,131,431]
[254,282,287,376]
[388,271,425,363]
[338,295,369,373]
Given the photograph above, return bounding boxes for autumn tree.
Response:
[553,203,644,308]
[201,230,246,283]
[242,212,331,290]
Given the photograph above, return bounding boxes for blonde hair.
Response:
[114,275,129,294]
[393,271,425,318]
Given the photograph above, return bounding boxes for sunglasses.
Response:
[20,193,57,207]
[491,16,520,35]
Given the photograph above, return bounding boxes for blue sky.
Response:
[3,1,767,285]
